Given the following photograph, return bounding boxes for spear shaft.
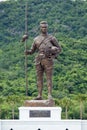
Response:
[25,2,28,96]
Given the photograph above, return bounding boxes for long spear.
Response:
[24,2,28,96]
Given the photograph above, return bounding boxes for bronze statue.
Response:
[22,21,61,100]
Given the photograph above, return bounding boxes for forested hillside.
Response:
[0,0,87,119]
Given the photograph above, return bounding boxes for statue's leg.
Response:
[45,59,53,99]
[35,63,44,100]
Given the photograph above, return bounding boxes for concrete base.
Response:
[0,120,1,130]
[1,120,83,130]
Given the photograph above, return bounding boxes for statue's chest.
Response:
[36,36,52,50]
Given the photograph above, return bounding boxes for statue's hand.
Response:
[24,50,31,55]
[22,34,28,42]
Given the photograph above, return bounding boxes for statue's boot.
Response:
[34,96,43,100]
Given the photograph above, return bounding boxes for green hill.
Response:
[0,0,87,119]
[0,0,87,43]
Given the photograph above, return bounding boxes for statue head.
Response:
[40,21,48,34]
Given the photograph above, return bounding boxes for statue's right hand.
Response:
[22,34,28,42]
[24,50,31,55]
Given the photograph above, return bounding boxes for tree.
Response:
[0,96,4,118]
[6,95,21,119]
[74,94,87,119]
[59,97,72,119]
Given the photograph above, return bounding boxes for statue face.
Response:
[40,25,48,34]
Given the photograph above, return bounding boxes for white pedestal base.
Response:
[19,107,62,121]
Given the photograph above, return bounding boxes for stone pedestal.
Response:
[19,99,62,121]
[24,99,55,107]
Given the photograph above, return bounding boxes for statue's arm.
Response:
[51,36,61,53]
[25,41,37,55]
